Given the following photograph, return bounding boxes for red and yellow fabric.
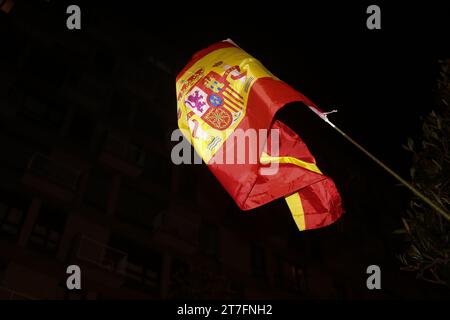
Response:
[176,39,343,231]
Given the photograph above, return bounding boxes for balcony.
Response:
[22,153,82,203]
[98,133,144,177]
[122,260,160,296]
[152,209,200,254]
[70,235,128,288]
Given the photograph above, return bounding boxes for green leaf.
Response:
[436,117,442,130]
[410,167,416,178]
[430,131,440,141]
[423,123,431,138]
[407,138,414,151]
[402,218,411,233]
[431,159,442,171]
[393,229,408,235]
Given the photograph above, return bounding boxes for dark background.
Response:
[0,0,449,300]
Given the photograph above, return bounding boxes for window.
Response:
[116,185,166,228]
[0,23,26,69]
[66,111,94,148]
[199,221,219,257]
[22,44,68,92]
[0,133,35,177]
[275,257,306,294]
[0,189,30,242]
[142,153,171,188]
[169,258,190,298]
[133,106,166,144]
[171,258,189,277]
[93,46,115,76]
[108,91,134,123]
[250,245,267,279]
[287,264,306,294]
[83,167,110,212]
[274,255,284,288]
[109,235,161,294]
[0,204,25,241]
[102,133,146,167]
[178,166,198,201]
[125,260,160,291]
[76,235,127,274]
[229,282,244,299]
[18,95,67,131]
[28,153,80,191]
[127,142,146,167]
[27,204,67,255]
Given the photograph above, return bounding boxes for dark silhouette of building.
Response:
[0,1,324,300]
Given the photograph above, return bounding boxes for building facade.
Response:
[0,1,322,300]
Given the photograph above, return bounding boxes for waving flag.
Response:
[176,39,343,231]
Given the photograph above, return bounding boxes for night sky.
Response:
[95,1,449,171]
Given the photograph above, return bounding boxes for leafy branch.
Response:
[397,59,450,287]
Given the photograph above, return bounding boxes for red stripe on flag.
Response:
[223,91,244,110]
[223,101,239,113]
[224,89,245,105]
[227,86,244,100]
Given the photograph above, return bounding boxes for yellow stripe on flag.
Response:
[260,152,322,174]
[259,152,323,231]
[285,192,306,231]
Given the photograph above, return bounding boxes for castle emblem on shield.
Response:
[184,65,246,130]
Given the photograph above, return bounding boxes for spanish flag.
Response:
[176,39,343,231]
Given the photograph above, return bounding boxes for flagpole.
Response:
[308,106,450,222]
